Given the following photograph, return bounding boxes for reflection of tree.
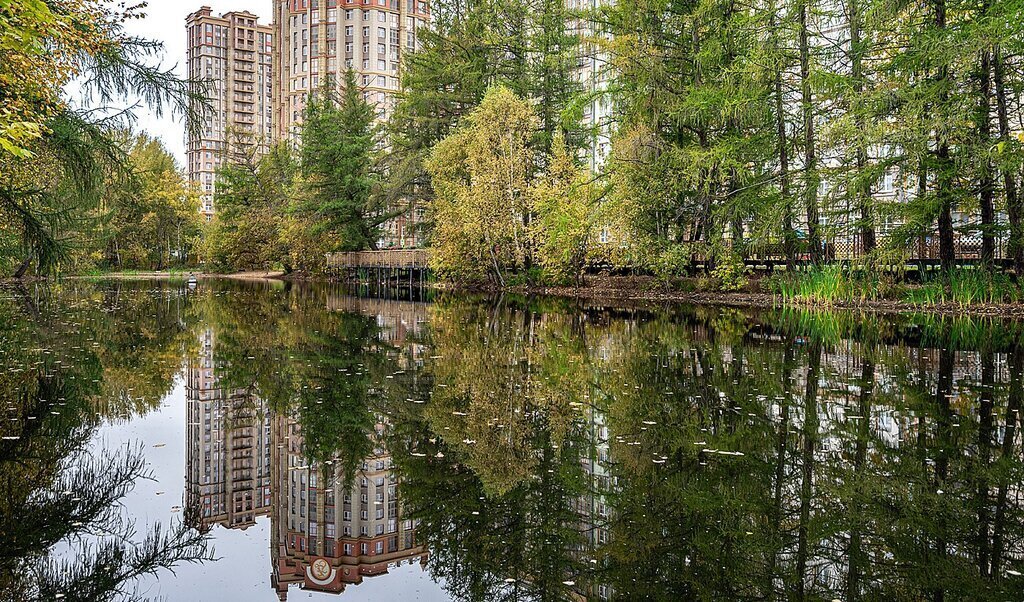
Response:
[424,301,588,496]
[389,299,598,601]
[596,311,789,600]
[0,284,212,601]
[13,280,1022,601]
[404,302,1024,601]
[290,311,381,479]
[90,282,196,419]
[6,445,211,602]
[196,283,386,483]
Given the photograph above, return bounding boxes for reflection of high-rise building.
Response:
[326,295,430,368]
[270,414,425,600]
[185,328,273,530]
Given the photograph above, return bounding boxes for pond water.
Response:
[1,278,1023,601]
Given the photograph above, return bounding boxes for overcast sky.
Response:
[109,1,272,166]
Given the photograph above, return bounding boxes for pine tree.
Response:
[383,2,496,210]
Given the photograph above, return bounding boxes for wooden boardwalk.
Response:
[326,249,429,270]
[325,239,1011,277]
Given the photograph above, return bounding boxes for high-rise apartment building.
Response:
[186,7,274,220]
[568,0,615,173]
[271,1,432,249]
[271,0,431,141]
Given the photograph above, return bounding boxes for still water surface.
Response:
[2,279,1023,601]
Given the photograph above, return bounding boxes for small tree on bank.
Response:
[426,86,539,285]
[532,132,598,286]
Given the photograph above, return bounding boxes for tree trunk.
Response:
[849,0,875,255]
[993,47,1021,271]
[773,11,793,267]
[935,0,955,271]
[918,159,929,267]
[13,255,33,279]
[977,41,995,267]
[800,0,819,264]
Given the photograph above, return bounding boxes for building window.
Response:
[879,172,895,194]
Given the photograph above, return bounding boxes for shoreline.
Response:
[476,283,1024,319]
[30,271,1024,318]
[67,270,287,281]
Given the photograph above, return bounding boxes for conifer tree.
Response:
[298,69,381,251]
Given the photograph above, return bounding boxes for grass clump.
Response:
[907,268,1024,306]
[769,265,1024,307]
[768,265,900,305]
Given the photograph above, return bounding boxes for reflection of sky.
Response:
[88,375,452,601]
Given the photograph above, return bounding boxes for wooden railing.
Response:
[325,249,430,270]
[326,234,1009,274]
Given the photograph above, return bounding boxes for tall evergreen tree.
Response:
[299,69,381,251]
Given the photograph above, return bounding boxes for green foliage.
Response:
[297,69,381,252]
[768,265,899,304]
[202,140,293,272]
[205,70,384,274]
[769,266,1024,306]
[602,0,774,261]
[0,2,205,276]
[531,132,598,285]
[383,0,582,238]
[427,86,540,284]
[76,133,201,271]
[908,269,1024,306]
[648,244,693,281]
[710,253,749,292]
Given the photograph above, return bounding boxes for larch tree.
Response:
[0,1,204,276]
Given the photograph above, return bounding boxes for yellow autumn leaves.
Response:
[426,86,600,286]
[0,0,116,157]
